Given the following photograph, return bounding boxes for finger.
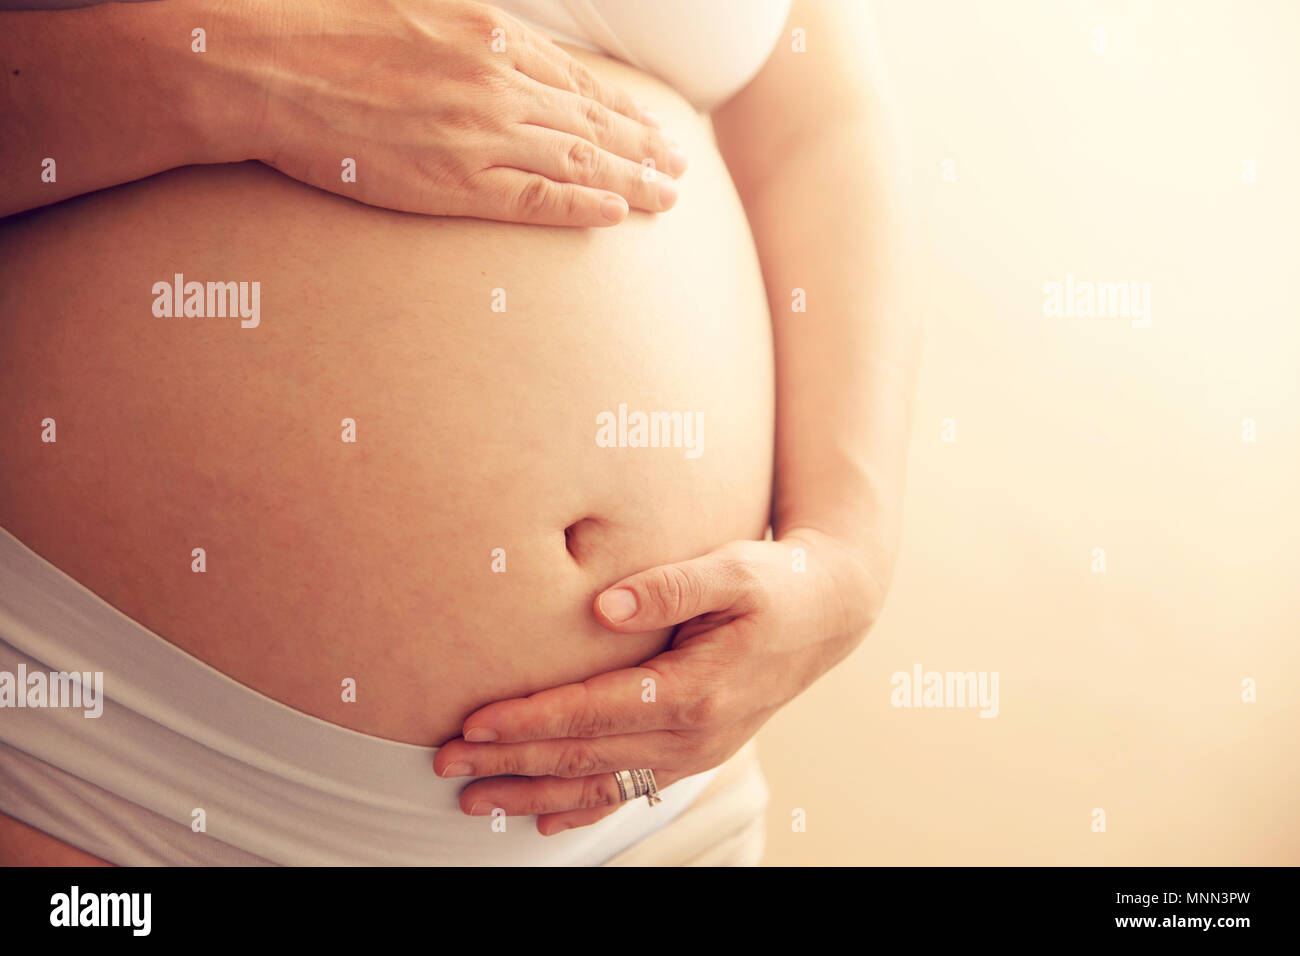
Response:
[458,767,685,819]
[537,804,620,835]
[502,125,679,213]
[459,167,628,226]
[511,32,656,129]
[523,82,687,179]
[436,730,687,780]
[594,548,761,632]
[456,659,697,744]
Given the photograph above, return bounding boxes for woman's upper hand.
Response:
[237,0,686,225]
[432,529,885,834]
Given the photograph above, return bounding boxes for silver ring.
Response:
[613,768,662,807]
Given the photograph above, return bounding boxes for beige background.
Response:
[757,0,1300,865]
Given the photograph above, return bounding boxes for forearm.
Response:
[0,0,255,217]
[741,119,921,602]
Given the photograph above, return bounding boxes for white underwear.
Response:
[0,527,728,865]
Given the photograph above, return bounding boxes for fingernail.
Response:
[441,761,473,778]
[657,177,678,209]
[641,108,661,127]
[599,587,638,623]
[667,148,688,177]
[601,195,627,222]
[468,801,493,816]
[464,727,498,743]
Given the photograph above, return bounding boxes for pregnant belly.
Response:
[0,49,774,747]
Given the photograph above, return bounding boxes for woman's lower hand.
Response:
[434,529,885,834]
[227,0,684,224]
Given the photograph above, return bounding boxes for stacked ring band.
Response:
[613,768,662,806]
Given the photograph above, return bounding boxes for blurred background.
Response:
[757,0,1300,865]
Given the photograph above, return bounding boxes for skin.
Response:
[0,815,107,866]
[0,0,920,854]
[0,50,771,862]
[435,0,922,835]
[0,0,683,222]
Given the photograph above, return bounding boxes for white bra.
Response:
[7,0,792,110]
[494,0,793,109]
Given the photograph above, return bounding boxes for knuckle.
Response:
[564,139,600,182]
[583,99,613,140]
[679,691,721,729]
[474,66,517,100]
[718,550,765,608]
[642,131,666,166]
[580,776,618,810]
[466,3,507,36]
[514,176,554,218]
[720,552,761,590]
[446,20,510,79]
[648,565,699,618]
[496,752,522,775]
[556,743,600,778]
[566,59,597,98]
[573,712,617,738]
[566,691,616,737]
[557,186,581,221]
[520,791,553,816]
[429,139,482,188]
[449,56,515,106]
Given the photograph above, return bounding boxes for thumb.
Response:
[593,548,757,632]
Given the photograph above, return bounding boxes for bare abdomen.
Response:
[0,51,774,749]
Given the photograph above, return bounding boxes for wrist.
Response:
[140,0,274,166]
[91,0,223,167]
[777,525,891,640]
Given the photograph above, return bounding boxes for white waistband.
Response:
[0,528,720,864]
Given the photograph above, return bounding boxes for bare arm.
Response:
[712,0,921,613]
[0,0,228,217]
[429,1,924,833]
[1,0,682,224]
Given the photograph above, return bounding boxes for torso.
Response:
[0,47,774,860]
